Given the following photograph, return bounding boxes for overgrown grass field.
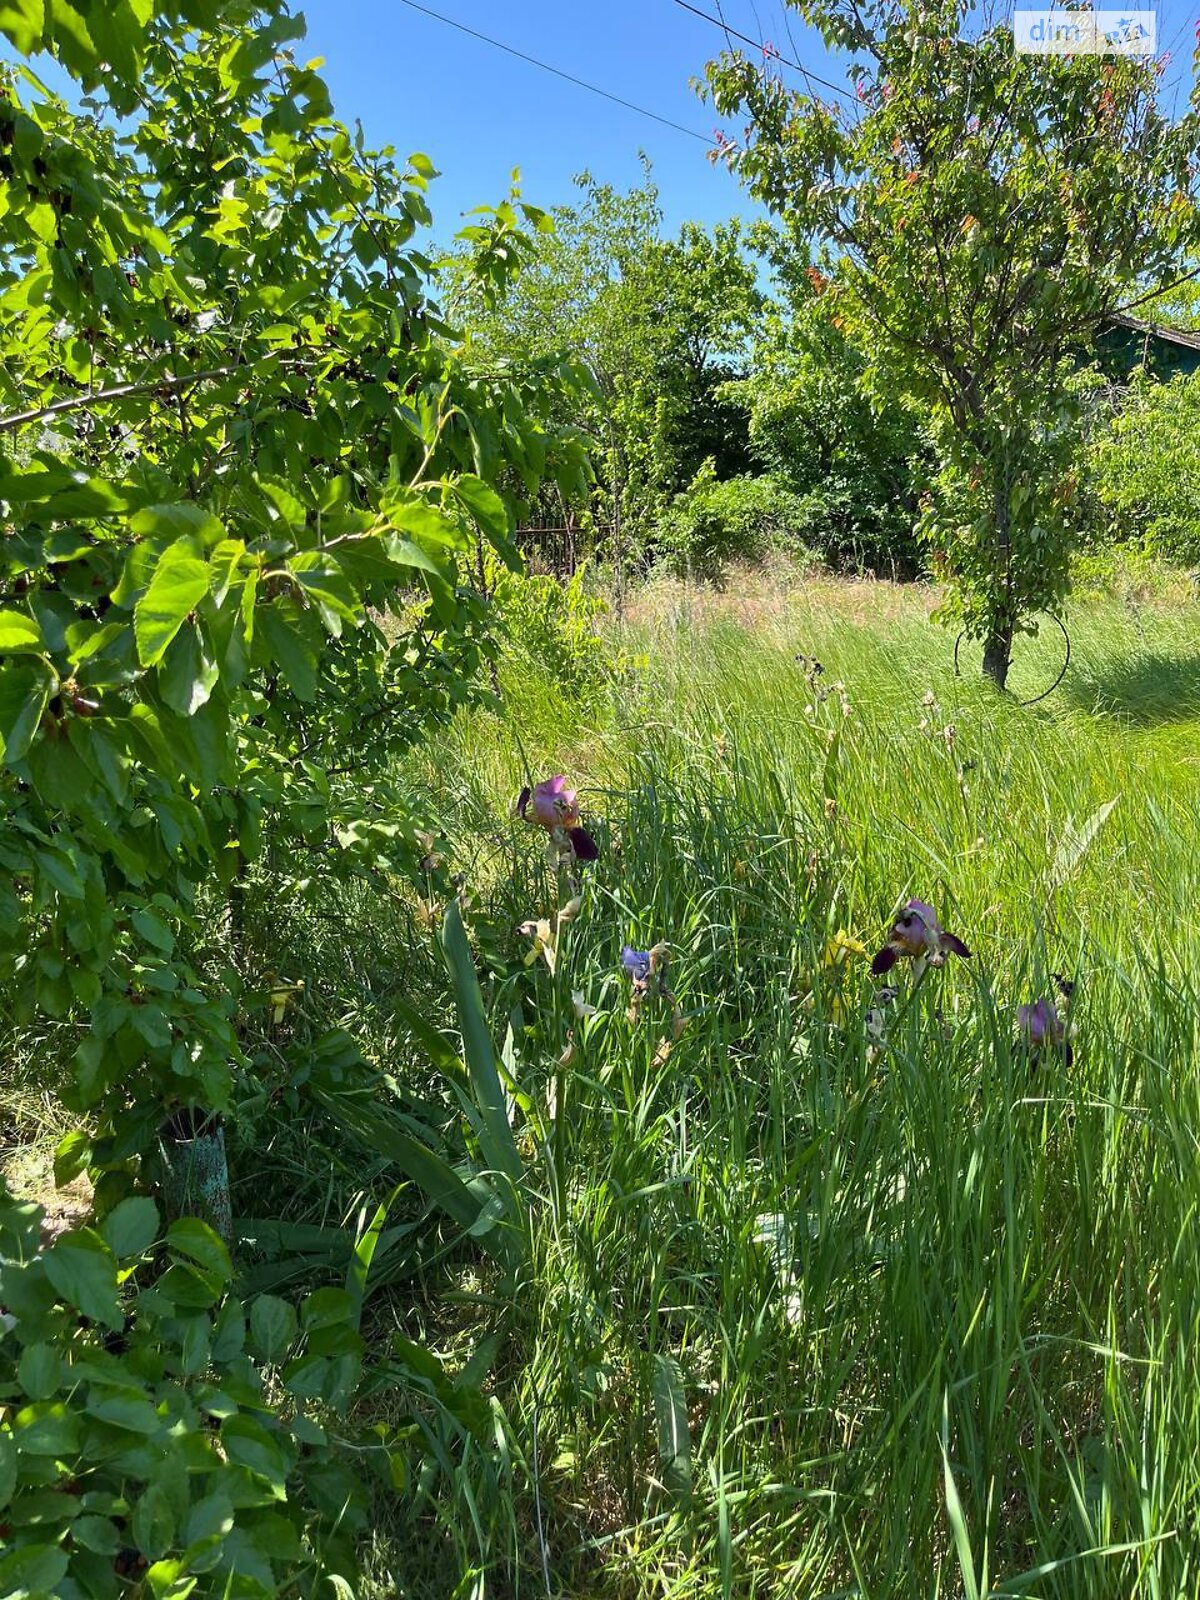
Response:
[396,570,1200,1597]
[8,569,1200,1598]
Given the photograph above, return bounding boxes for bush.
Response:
[489,563,614,712]
[656,465,811,581]
[0,1195,369,1597]
[1088,370,1200,563]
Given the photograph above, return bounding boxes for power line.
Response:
[393,0,717,145]
[673,0,857,103]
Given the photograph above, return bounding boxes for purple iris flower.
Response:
[621,945,652,984]
[870,898,972,978]
[1017,996,1072,1064]
[515,776,599,861]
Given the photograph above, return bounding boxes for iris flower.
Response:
[621,942,682,1040]
[1017,997,1073,1066]
[870,899,972,979]
[516,776,599,862]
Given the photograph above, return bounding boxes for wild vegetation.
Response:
[3,1,1200,1598]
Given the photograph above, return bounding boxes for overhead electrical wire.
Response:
[672,0,857,102]
[393,0,718,145]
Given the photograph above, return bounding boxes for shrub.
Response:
[656,465,812,581]
[1088,370,1200,563]
[489,563,614,711]
[0,1195,369,1596]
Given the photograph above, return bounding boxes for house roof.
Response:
[1104,311,1200,354]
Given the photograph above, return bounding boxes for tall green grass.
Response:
[402,573,1200,1597]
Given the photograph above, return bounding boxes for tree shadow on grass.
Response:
[1063,651,1200,726]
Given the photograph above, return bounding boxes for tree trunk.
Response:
[982,619,1013,690]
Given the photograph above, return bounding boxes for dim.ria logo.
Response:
[1013,9,1156,54]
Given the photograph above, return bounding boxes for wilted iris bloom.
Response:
[621,945,653,985]
[1017,997,1072,1065]
[516,776,599,862]
[870,899,972,979]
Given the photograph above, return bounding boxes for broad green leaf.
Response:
[0,0,45,54]
[441,900,524,1187]
[18,1342,61,1400]
[87,1393,163,1434]
[53,1129,90,1187]
[132,907,174,954]
[249,1293,298,1363]
[134,538,210,666]
[159,619,220,715]
[133,1480,177,1560]
[652,1353,692,1497]
[254,603,318,701]
[101,1195,160,1258]
[0,609,46,654]
[0,1543,70,1596]
[220,1414,289,1494]
[0,662,51,763]
[167,1217,233,1283]
[42,1229,123,1329]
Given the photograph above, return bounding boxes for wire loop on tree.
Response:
[953,614,1071,706]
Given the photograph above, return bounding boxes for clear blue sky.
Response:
[292,0,1200,239]
[293,0,846,235]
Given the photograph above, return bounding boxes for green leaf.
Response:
[0,662,51,763]
[17,1342,61,1400]
[42,1229,123,1329]
[133,1480,177,1561]
[249,1294,298,1363]
[13,1399,81,1455]
[287,550,360,633]
[101,1195,160,1258]
[0,1544,70,1596]
[441,900,524,1188]
[0,0,45,55]
[220,1414,289,1495]
[652,1353,692,1497]
[0,609,47,655]
[134,537,210,667]
[254,603,318,701]
[132,907,175,954]
[53,1129,91,1187]
[0,1428,15,1509]
[158,619,220,715]
[453,474,510,543]
[167,1217,233,1284]
[87,1392,163,1434]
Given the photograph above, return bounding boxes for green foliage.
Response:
[449,169,763,553]
[489,562,612,710]
[728,240,929,572]
[657,462,810,580]
[411,577,1200,1596]
[0,1192,372,1596]
[0,0,590,1163]
[702,0,1200,682]
[1087,370,1200,562]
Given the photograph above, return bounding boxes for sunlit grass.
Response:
[406,567,1200,1597]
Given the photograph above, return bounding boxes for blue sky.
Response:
[293,0,1200,240]
[293,0,845,235]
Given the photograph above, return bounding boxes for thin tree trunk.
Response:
[982,620,1013,689]
[984,455,1015,689]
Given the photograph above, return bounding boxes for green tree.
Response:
[449,168,763,569]
[0,0,589,1182]
[727,233,929,572]
[703,0,1200,685]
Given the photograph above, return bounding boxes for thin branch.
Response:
[0,365,247,436]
